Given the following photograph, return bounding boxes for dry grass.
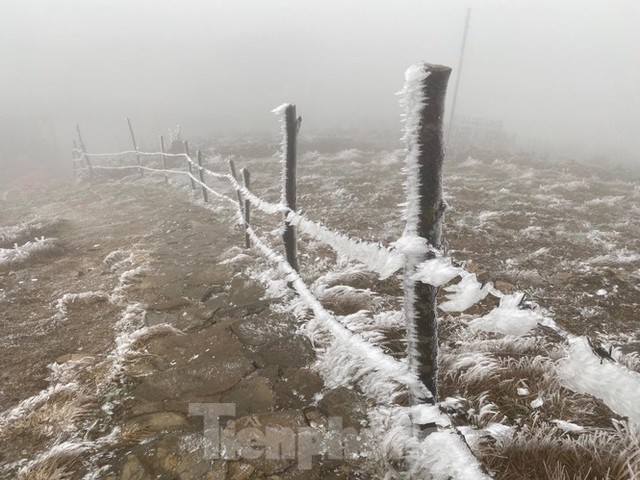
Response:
[481,422,640,480]
[438,326,640,479]
[315,284,380,315]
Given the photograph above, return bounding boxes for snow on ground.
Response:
[557,336,640,423]
[469,293,547,336]
[439,273,491,312]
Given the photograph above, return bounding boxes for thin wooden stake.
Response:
[184,141,196,190]
[281,104,301,272]
[72,140,79,180]
[75,124,93,178]
[160,135,168,184]
[403,63,452,404]
[228,159,244,215]
[126,117,143,177]
[197,150,208,202]
[242,168,251,248]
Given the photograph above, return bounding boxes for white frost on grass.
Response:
[557,336,640,423]
[0,223,38,245]
[0,237,57,267]
[469,293,546,336]
[52,291,109,322]
[439,273,491,313]
[588,248,640,265]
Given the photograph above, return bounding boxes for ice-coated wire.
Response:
[83,150,188,159]
[92,165,188,175]
[80,149,408,278]
[243,220,427,397]
[186,172,237,206]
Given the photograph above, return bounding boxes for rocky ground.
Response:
[0,180,378,479]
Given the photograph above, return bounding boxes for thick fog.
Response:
[2,0,639,180]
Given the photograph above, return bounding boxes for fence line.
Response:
[74,100,453,391]
[83,146,428,397]
[72,63,498,477]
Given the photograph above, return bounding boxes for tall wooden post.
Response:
[196,150,208,202]
[160,135,169,184]
[281,104,301,272]
[228,159,244,215]
[75,124,93,178]
[184,141,196,190]
[126,117,143,177]
[242,168,251,248]
[403,63,451,404]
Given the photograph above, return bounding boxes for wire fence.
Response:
[71,64,497,477]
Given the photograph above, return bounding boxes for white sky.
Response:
[1,0,639,160]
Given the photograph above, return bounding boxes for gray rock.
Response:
[256,336,315,369]
[120,454,152,480]
[318,387,368,429]
[221,376,276,417]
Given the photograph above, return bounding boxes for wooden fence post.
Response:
[402,63,451,404]
[160,135,169,184]
[72,140,79,180]
[184,141,196,190]
[281,104,301,272]
[196,150,208,202]
[75,124,93,178]
[126,117,143,177]
[242,168,251,248]
[228,159,245,215]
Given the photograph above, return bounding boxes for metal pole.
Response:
[446,8,471,146]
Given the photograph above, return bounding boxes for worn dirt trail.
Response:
[0,180,375,479]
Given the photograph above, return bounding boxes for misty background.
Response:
[2,0,639,184]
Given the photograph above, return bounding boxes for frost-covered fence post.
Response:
[228,159,244,215]
[242,168,251,248]
[126,117,143,177]
[160,135,168,184]
[75,124,93,178]
[400,63,451,404]
[273,103,302,272]
[183,141,196,191]
[196,150,208,202]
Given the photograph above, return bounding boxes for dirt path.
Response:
[0,181,376,479]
